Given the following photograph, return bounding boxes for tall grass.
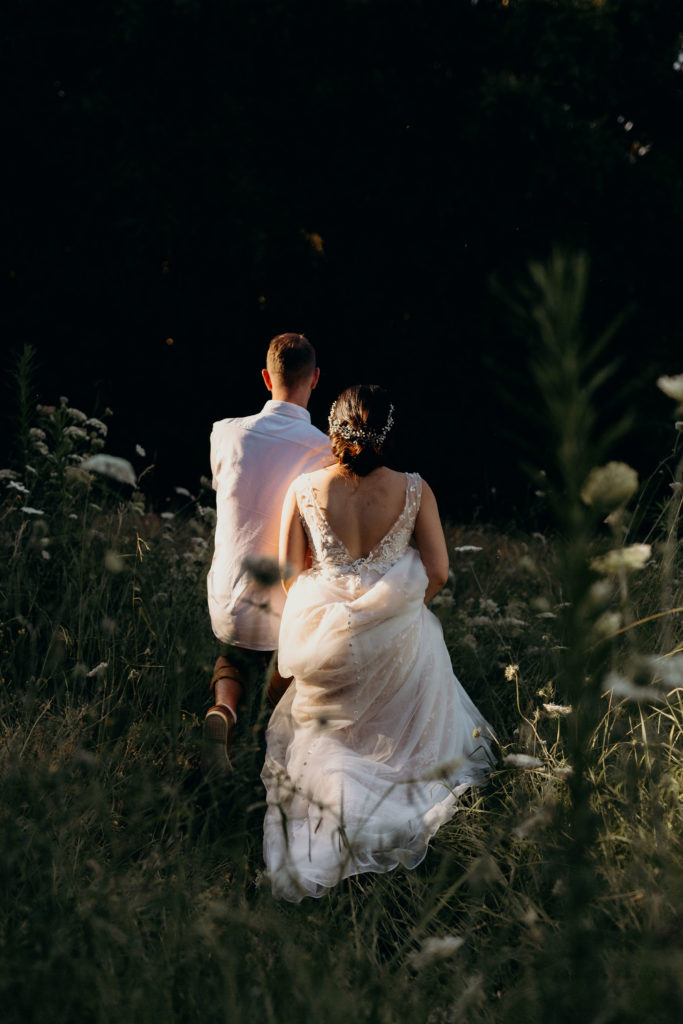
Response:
[1,262,682,1023]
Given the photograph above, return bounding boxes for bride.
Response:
[261,384,494,901]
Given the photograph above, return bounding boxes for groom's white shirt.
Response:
[207,399,332,650]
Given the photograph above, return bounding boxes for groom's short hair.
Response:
[266,333,317,386]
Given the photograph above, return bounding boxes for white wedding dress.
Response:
[261,472,494,902]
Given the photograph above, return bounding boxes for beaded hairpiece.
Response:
[328,401,395,446]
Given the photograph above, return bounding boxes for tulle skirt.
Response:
[261,548,494,901]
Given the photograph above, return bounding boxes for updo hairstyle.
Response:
[328,384,395,477]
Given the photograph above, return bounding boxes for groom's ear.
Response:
[311,367,320,390]
[262,368,273,391]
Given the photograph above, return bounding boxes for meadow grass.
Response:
[2,271,682,1022]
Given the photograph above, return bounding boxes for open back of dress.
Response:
[262,471,495,902]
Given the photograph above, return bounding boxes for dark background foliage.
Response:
[4,0,682,517]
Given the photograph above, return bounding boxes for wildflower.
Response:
[472,727,481,739]
[174,486,192,497]
[553,765,573,779]
[453,545,482,553]
[676,422,683,432]
[580,461,639,509]
[407,935,464,970]
[21,506,45,516]
[67,407,88,423]
[198,506,217,526]
[243,555,284,587]
[601,672,666,703]
[8,480,29,494]
[85,417,108,436]
[161,512,175,520]
[64,425,88,440]
[33,441,50,456]
[649,653,683,689]
[592,610,622,638]
[29,427,46,442]
[504,664,519,681]
[41,550,51,560]
[591,544,651,575]
[542,702,572,717]
[504,753,543,769]
[479,597,499,615]
[86,662,108,678]
[430,592,454,607]
[105,551,126,573]
[0,468,18,480]
[81,454,137,486]
[657,374,683,403]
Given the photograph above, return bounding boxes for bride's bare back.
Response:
[308,465,408,559]
[281,464,450,602]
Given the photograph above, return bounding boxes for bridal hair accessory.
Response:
[328,401,395,446]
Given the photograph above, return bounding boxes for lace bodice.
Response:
[293,472,423,577]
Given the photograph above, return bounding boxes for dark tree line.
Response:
[4,0,682,516]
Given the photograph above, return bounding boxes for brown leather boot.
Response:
[201,656,243,774]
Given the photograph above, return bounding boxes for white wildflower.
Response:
[504,664,519,681]
[29,427,46,441]
[649,653,683,689]
[197,505,217,526]
[553,765,573,778]
[0,468,18,480]
[503,616,527,628]
[85,417,108,436]
[430,592,454,607]
[592,610,622,638]
[135,444,146,457]
[453,545,482,553]
[33,441,50,456]
[21,506,45,516]
[174,486,192,497]
[81,455,137,486]
[161,511,175,520]
[542,703,572,717]
[479,597,499,615]
[8,480,29,494]
[602,672,667,703]
[504,753,543,769]
[41,549,51,560]
[675,422,683,432]
[590,544,652,575]
[407,935,465,970]
[656,374,683,403]
[105,551,126,573]
[67,407,88,424]
[63,425,88,440]
[581,462,639,509]
[536,611,557,619]
[86,662,108,678]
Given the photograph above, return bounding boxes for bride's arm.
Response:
[413,480,450,603]
[279,485,308,593]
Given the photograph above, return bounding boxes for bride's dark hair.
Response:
[328,384,395,477]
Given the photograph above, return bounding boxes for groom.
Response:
[204,332,332,770]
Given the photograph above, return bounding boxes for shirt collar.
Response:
[261,399,311,422]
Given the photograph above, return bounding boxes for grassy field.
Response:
[2,268,683,1022]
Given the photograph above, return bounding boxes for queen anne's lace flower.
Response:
[591,544,651,575]
[581,461,638,509]
[657,374,683,403]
